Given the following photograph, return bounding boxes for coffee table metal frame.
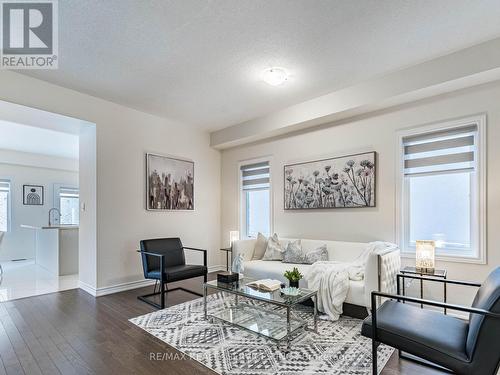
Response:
[203,278,318,349]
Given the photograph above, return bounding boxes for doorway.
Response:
[0,100,96,301]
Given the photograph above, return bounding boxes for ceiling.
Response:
[0,120,79,159]
[21,0,500,131]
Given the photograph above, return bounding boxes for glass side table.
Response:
[399,266,448,314]
[220,247,232,271]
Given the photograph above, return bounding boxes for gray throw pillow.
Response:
[304,244,328,264]
[282,240,305,264]
[262,233,285,261]
[251,233,268,260]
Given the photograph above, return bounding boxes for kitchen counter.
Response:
[21,224,79,230]
[21,224,79,276]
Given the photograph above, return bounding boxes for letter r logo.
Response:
[2,2,53,54]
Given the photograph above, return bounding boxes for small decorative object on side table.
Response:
[399,266,448,314]
[284,267,303,289]
[231,253,244,279]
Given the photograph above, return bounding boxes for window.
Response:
[0,180,10,232]
[398,116,486,262]
[56,186,79,225]
[240,161,271,238]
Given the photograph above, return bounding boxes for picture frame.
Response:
[146,153,194,211]
[284,151,376,210]
[23,184,44,205]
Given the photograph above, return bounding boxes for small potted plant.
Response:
[284,267,303,289]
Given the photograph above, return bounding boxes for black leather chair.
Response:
[362,267,500,375]
[137,238,208,309]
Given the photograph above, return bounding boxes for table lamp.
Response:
[229,231,239,247]
[415,240,435,273]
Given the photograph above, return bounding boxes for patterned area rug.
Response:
[130,293,393,374]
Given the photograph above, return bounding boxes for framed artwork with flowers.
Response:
[284,151,376,209]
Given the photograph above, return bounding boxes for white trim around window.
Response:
[395,114,487,264]
[238,156,274,239]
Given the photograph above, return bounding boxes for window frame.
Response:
[396,114,486,264]
[0,179,11,233]
[238,157,273,239]
[53,183,80,226]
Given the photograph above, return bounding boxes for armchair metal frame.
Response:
[137,246,207,309]
[370,275,500,375]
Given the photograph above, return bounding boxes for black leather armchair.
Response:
[137,238,208,309]
[362,267,500,375]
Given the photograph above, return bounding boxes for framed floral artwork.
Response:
[284,152,376,209]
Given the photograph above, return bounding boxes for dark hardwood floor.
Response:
[0,273,444,375]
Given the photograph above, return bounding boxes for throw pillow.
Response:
[282,239,305,264]
[251,232,268,260]
[304,244,328,264]
[262,233,285,261]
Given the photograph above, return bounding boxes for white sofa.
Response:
[232,238,401,309]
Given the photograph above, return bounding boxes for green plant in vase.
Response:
[284,267,303,289]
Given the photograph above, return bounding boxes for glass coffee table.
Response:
[203,277,318,348]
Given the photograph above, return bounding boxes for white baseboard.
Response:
[209,264,226,273]
[79,265,227,297]
[95,279,156,297]
[78,280,98,296]
[79,279,156,297]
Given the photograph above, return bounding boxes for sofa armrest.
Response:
[232,239,257,262]
[364,247,401,309]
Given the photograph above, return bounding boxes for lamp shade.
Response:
[229,231,240,246]
[415,240,435,272]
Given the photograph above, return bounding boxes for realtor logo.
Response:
[0,0,58,69]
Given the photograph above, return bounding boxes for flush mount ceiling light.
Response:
[262,67,289,86]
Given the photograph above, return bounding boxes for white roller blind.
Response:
[241,161,270,190]
[0,180,9,192]
[403,125,477,175]
[59,187,79,198]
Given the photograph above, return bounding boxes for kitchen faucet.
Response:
[48,208,61,226]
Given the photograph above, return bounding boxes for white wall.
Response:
[0,150,78,261]
[78,124,97,289]
[221,81,500,306]
[0,71,222,291]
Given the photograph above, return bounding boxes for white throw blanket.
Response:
[305,241,397,320]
